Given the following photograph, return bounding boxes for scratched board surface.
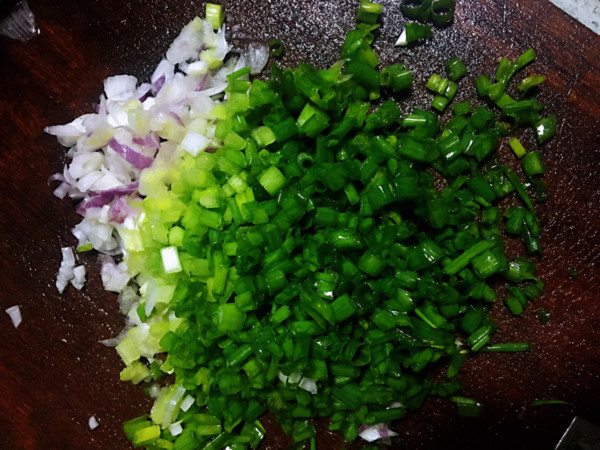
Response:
[0,1,599,449]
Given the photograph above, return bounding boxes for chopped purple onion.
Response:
[133,132,160,149]
[358,423,398,443]
[76,182,139,214]
[108,138,154,170]
[169,111,185,127]
[48,172,65,184]
[135,83,151,101]
[151,74,166,96]
[194,74,209,92]
[109,195,140,223]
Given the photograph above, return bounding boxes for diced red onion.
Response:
[5,305,22,328]
[49,173,82,199]
[76,182,139,214]
[44,116,86,147]
[48,172,65,183]
[183,60,209,75]
[242,41,269,74]
[104,75,138,101]
[135,83,151,101]
[169,111,185,127]
[72,219,119,254]
[132,132,160,149]
[100,320,136,347]
[68,152,103,180]
[106,100,129,128]
[109,195,140,224]
[358,423,398,443]
[197,82,228,97]
[91,170,127,192]
[52,182,71,199]
[180,130,210,156]
[89,182,139,198]
[213,27,230,60]
[88,416,99,430]
[151,74,166,96]
[298,377,318,394]
[151,59,175,95]
[194,74,209,92]
[75,171,104,192]
[56,246,78,293]
[108,138,154,170]
[71,265,87,290]
[166,20,205,64]
[100,254,130,292]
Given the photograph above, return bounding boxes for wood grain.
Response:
[0,1,599,449]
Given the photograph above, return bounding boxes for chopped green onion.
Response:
[395,22,433,46]
[452,100,471,116]
[445,56,467,81]
[450,396,483,417]
[431,0,456,27]
[205,3,223,30]
[531,399,570,407]
[381,64,413,91]
[269,38,284,57]
[426,73,449,95]
[258,166,287,196]
[508,137,527,158]
[76,243,93,252]
[356,0,383,24]
[535,115,557,144]
[401,0,432,22]
[518,74,546,96]
[432,95,450,112]
[482,342,531,352]
[522,151,545,177]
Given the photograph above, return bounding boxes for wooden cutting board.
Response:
[0,1,599,448]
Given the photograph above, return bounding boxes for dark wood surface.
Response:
[1,1,599,449]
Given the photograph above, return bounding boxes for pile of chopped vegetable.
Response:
[48,1,556,448]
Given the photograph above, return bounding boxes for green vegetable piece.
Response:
[258,166,287,196]
[397,22,433,46]
[453,100,471,116]
[518,74,546,96]
[401,0,432,22]
[482,342,531,352]
[269,38,284,57]
[445,56,467,81]
[206,3,224,30]
[356,0,382,24]
[450,396,483,417]
[432,95,450,112]
[508,137,527,158]
[297,103,331,137]
[522,151,545,177]
[133,425,161,446]
[216,304,246,332]
[431,0,456,27]
[444,240,494,275]
[426,73,449,95]
[381,64,413,91]
[535,115,557,144]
